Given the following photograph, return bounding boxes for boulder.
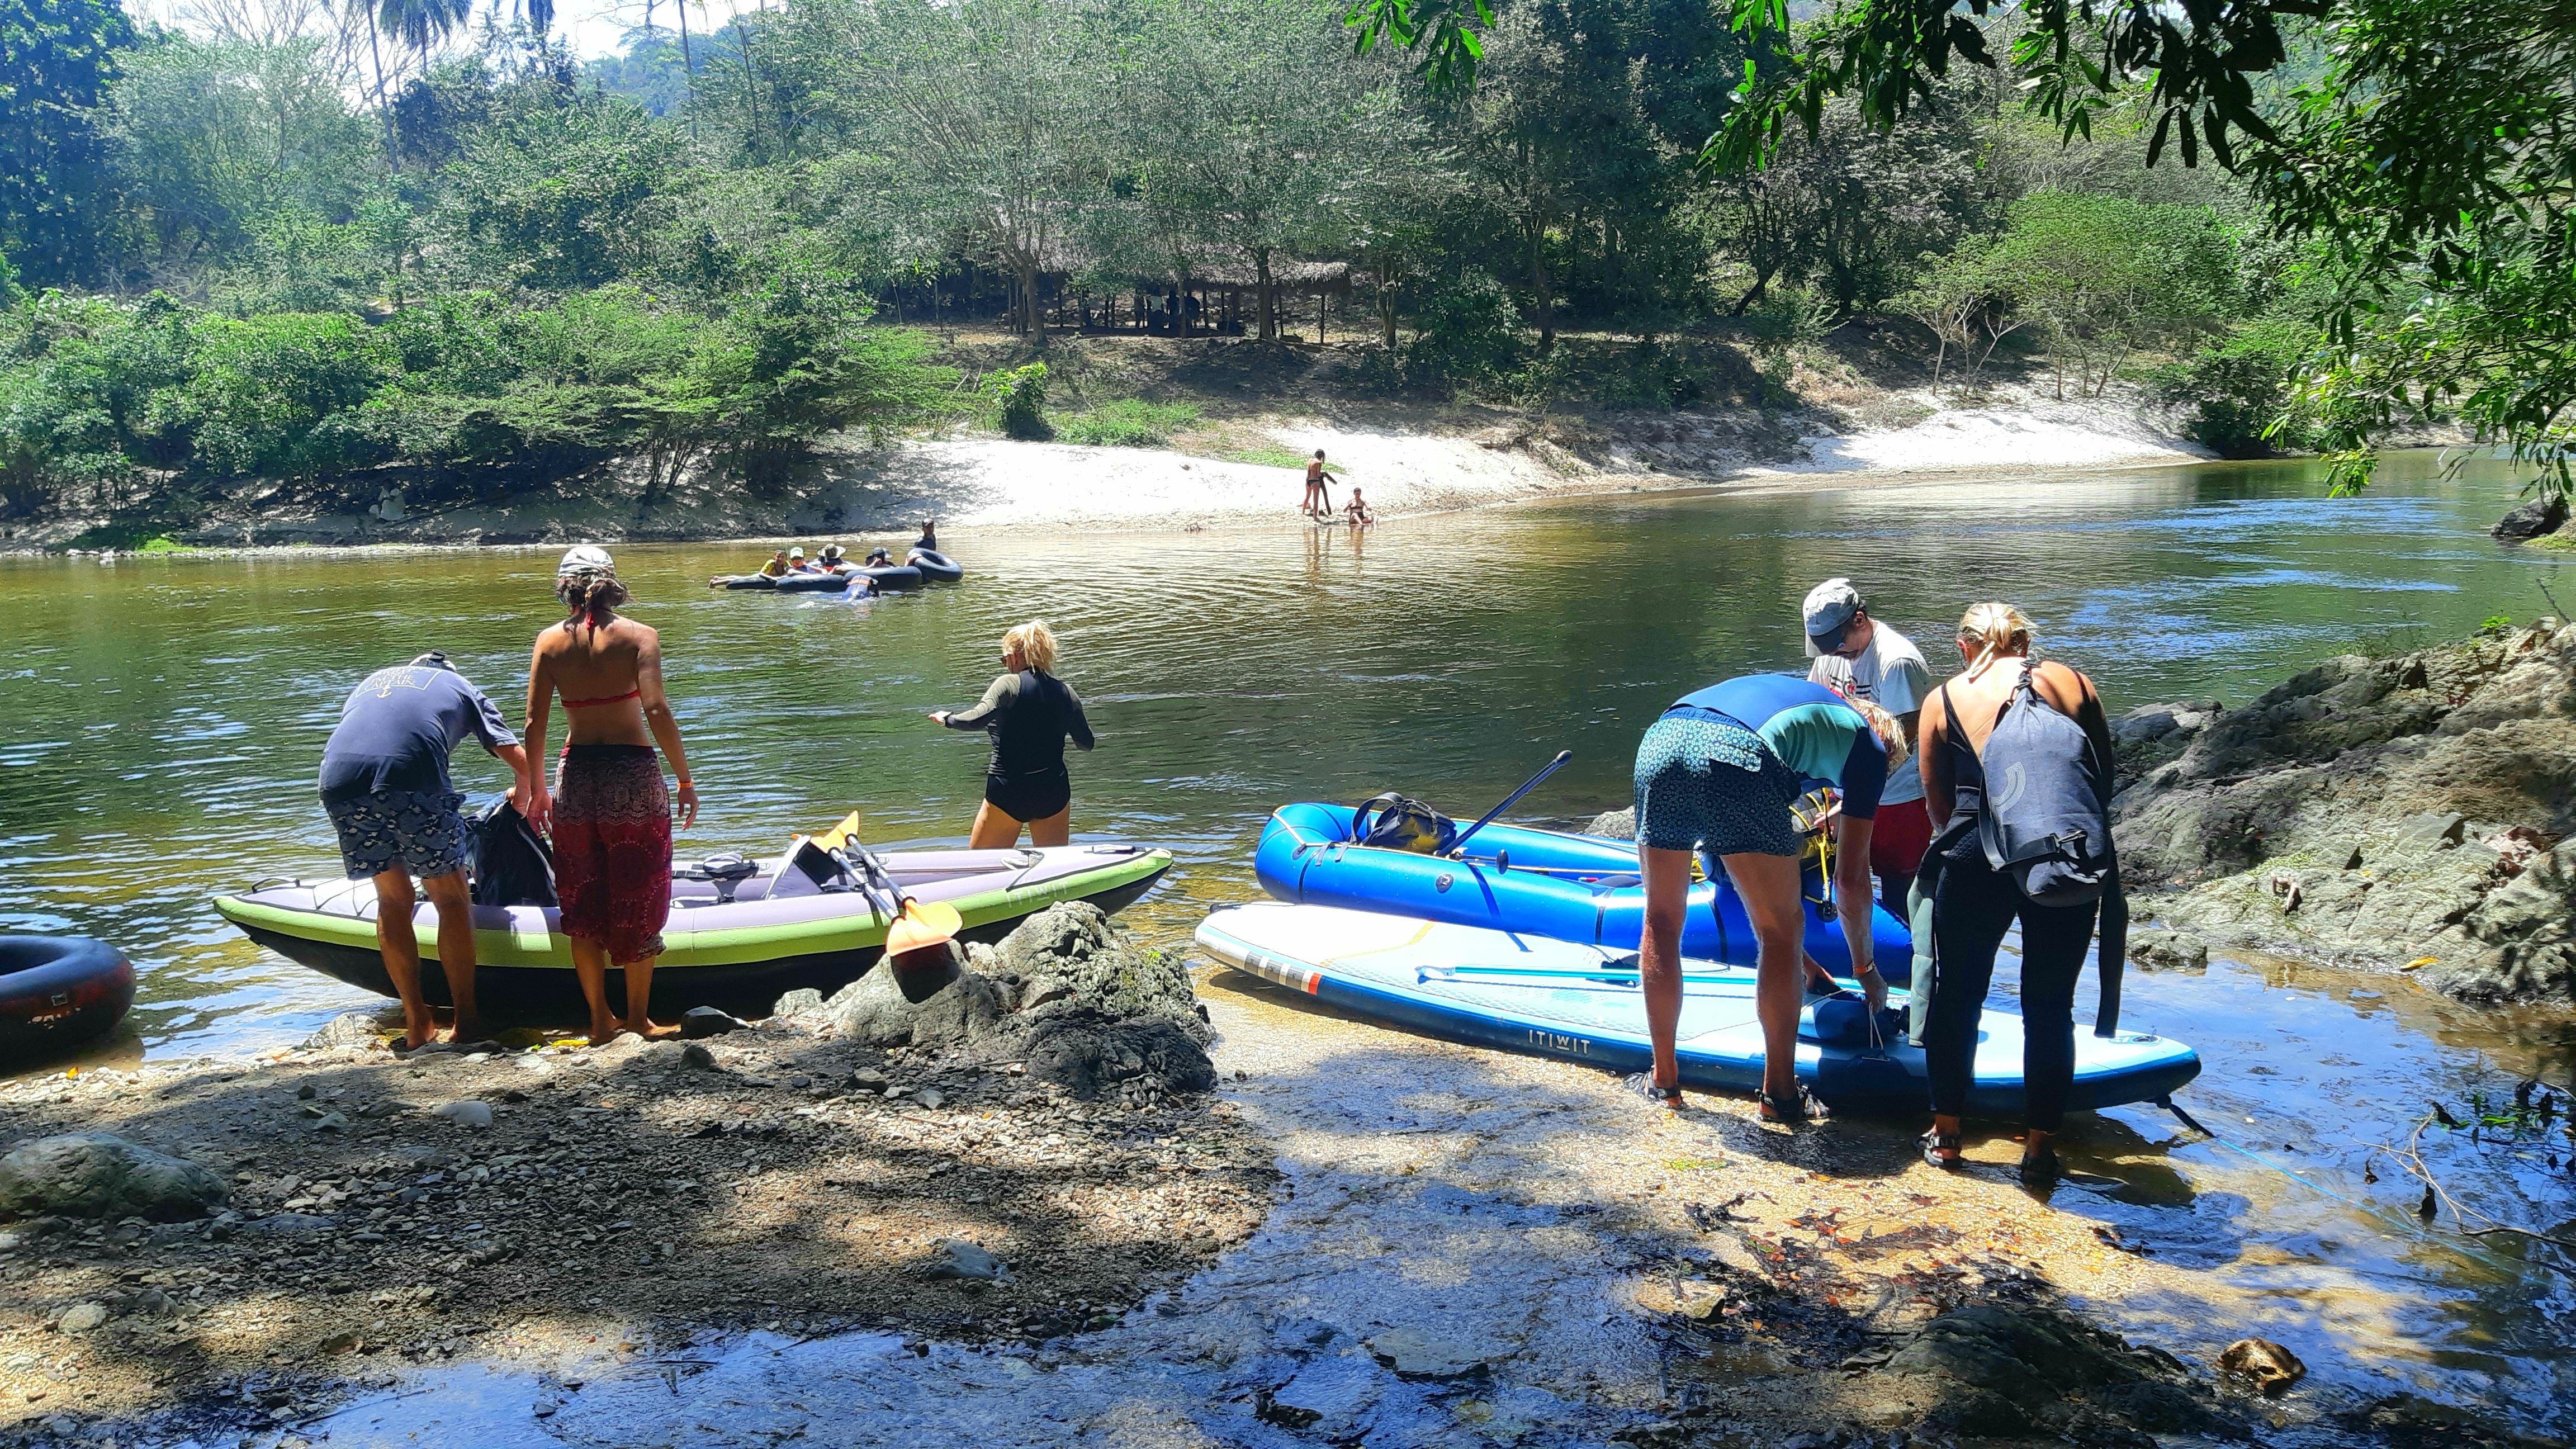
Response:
[1839,1305,2241,1441]
[2127,927,2209,972]
[1006,1008,1215,1101]
[770,988,825,1020]
[978,903,1206,1040]
[2492,496,2568,541]
[2112,623,2576,1004]
[0,1133,228,1221]
[1583,807,1636,840]
[823,950,1005,1049]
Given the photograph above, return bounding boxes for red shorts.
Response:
[1867,797,1933,878]
[553,745,672,963]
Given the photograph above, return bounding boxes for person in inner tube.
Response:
[914,518,938,552]
[864,546,894,567]
[818,543,849,570]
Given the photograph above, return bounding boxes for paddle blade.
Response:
[815,810,864,853]
[884,899,962,956]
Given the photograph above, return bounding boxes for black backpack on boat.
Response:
[1356,793,1457,855]
[468,799,557,907]
[1976,659,2116,908]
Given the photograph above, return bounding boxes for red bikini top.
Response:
[564,688,640,709]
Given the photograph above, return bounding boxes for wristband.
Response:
[675,777,694,788]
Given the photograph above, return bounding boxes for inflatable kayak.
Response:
[1196,903,2195,1116]
[216,843,1171,1019]
[906,548,964,583]
[1255,802,1913,983]
[0,936,135,1053]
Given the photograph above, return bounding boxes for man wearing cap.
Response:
[1803,579,1934,912]
[319,653,536,1049]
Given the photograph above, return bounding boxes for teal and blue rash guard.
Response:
[1665,674,1889,818]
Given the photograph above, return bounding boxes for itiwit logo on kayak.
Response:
[1525,1029,1590,1057]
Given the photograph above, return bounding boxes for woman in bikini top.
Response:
[524,549,696,833]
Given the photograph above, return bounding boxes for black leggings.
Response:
[1925,841,2100,1131]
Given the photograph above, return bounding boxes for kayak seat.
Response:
[676,853,761,903]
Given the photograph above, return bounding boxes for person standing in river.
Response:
[1631,674,1903,1120]
[1913,603,2126,1179]
[929,621,1094,848]
[1802,578,1935,912]
[318,652,536,1049]
[524,546,698,1045]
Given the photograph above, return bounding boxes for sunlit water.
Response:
[3,449,2570,1438]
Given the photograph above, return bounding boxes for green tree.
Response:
[1982,191,2237,399]
[432,92,681,291]
[0,0,137,287]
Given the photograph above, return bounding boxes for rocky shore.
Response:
[2113,622,2576,1006]
[0,905,1276,1442]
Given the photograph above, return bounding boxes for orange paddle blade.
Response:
[884,899,963,955]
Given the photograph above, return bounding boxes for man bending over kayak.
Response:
[319,652,535,1049]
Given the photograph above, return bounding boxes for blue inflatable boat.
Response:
[1254,801,1914,983]
[1196,903,2198,1116]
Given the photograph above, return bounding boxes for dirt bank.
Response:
[6,334,2217,551]
[2113,622,2576,1006]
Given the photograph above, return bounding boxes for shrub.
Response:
[1055,398,1200,448]
[1406,270,1521,382]
[991,362,1051,440]
[2150,319,2318,458]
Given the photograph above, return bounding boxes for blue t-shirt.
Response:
[319,662,519,803]
[1666,674,1888,818]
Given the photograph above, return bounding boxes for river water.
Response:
[3,449,2572,1440]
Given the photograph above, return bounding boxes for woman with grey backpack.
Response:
[1914,603,2127,1180]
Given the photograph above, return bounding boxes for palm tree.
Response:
[376,0,472,60]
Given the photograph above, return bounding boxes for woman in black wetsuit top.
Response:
[929,620,1095,847]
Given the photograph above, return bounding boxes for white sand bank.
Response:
[1770,397,2210,477]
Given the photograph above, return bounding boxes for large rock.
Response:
[823,950,1005,1048]
[300,1009,399,1052]
[0,1133,228,1221]
[2113,623,2576,1003]
[976,903,1207,1040]
[1842,1305,2241,1441]
[1582,807,1636,840]
[1011,1008,1215,1101]
[2493,496,2569,541]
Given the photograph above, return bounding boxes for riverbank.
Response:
[2114,621,2576,1007]
[1,362,2212,551]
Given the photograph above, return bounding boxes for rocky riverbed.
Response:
[0,906,1277,1442]
[2113,621,2576,1006]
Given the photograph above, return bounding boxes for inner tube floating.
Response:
[0,936,135,1053]
[906,548,964,583]
[845,564,925,593]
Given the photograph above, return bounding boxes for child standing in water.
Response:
[525,546,698,1044]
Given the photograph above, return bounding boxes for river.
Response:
[2,449,2571,1440]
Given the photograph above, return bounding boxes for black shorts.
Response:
[985,768,1071,823]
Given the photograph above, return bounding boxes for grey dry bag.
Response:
[1976,659,2115,907]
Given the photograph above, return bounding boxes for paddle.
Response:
[1447,750,1573,859]
[812,811,961,964]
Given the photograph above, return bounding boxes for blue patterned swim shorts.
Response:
[324,788,469,880]
[1632,713,1802,858]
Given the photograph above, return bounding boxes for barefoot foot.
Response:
[629,1018,683,1041]
[588,1017,627,1046]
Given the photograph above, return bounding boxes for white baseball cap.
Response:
[1803,577,1864,656]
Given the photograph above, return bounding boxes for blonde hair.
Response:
[1003,620,1058,673]
[1848,697,1911,774]
[1957,602,2035,674]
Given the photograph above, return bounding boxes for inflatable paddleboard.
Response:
[1195,902,2196,1116]
[1256,804,1914,983]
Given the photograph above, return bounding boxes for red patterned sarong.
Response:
[553,745,671,962]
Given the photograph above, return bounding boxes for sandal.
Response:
[1758,1086,1830,1124]
[2019,1145,2063,1182]
[1920,1129,1963,1170]
[1625,1072,1683,1109]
